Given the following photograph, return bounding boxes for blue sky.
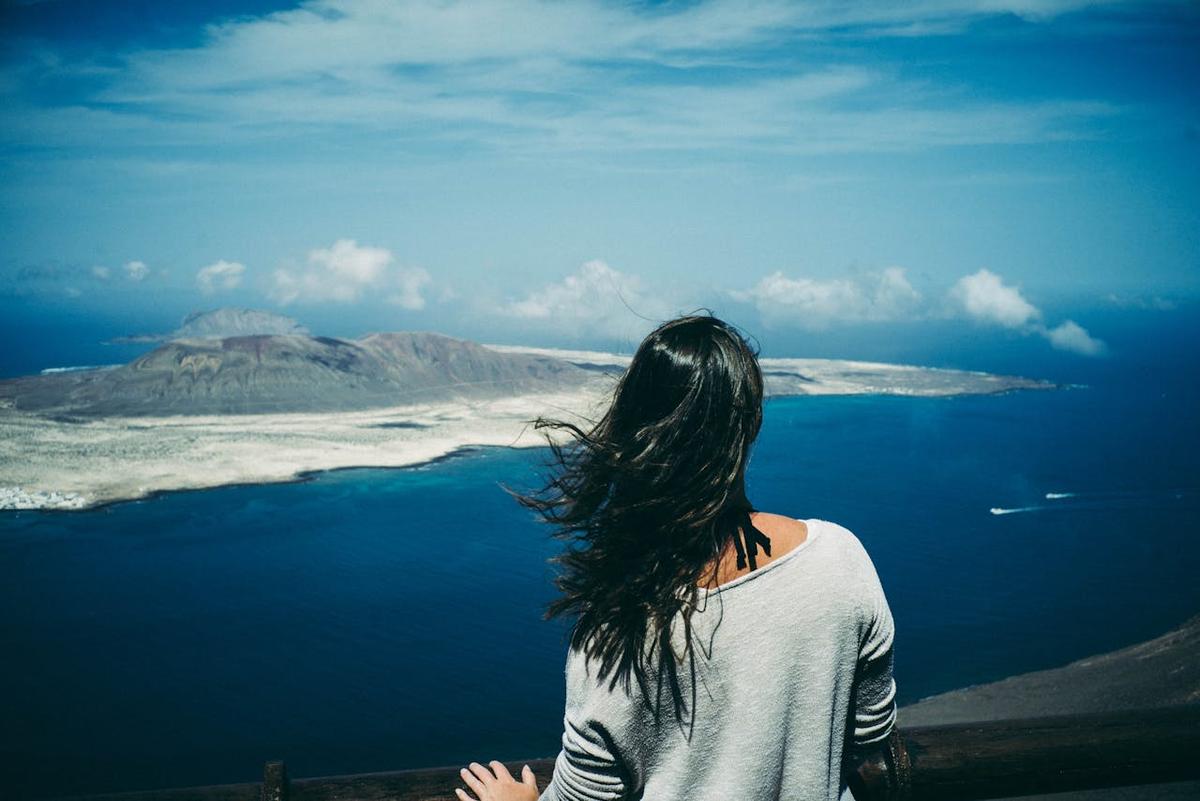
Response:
[1,0,1197,361]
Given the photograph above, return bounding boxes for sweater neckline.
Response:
[697,518,822,596]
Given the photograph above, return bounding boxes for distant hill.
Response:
[1,331,594,417]
[109,308,309,343]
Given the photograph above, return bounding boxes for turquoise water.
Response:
[3,379,1199,797]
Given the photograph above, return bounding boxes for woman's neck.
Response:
[698,513,809,590]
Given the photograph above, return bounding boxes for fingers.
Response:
[461,764,489,796]
[467,762,494,785]
[459,759,532,801]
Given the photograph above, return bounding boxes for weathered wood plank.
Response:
[262,761,288,801]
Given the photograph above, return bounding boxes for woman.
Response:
[456,314,898,801]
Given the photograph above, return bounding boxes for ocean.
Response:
[2,315,1199,798]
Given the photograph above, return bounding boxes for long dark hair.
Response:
[506,312,770,729]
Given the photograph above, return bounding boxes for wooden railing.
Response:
[55,706,1200,801]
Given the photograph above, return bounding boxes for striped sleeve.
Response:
[850,537,898,745]
[538,647,635,801]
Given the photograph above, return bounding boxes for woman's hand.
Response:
[456,760,540,801]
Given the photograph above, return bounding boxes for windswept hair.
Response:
[506,312,770,729]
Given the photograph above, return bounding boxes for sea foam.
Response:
[989,506,1044,515]
[39,364,122,375]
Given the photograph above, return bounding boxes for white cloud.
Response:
[91,265,110,280]
[948,268,1040,328]
[731,265,1106,355]
[196,259,246,294]
[310,239,390,286]
[731,267,921,329]
[1045,319,1107,356]
[500,260,672,339]
[386,267,433,310]
[0,0,1122,161]
[269,238,430,307]
[948,268,1106,356]
[124,260,149,281]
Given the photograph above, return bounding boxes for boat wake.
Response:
[992,488,1195,516]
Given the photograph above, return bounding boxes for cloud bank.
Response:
[1,0,1125,161]
[498,260,674,340]
[725,264,1105,356]
[948,268,1039,328]
[731,267,921,330]
[269,239,431,308]
[948,269,1106,356]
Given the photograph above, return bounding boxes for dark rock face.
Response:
[0,332,594,417]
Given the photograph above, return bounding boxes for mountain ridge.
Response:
[1,330,593,417]
[108,307,309,343]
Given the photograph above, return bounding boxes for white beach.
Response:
[0,388,607,512]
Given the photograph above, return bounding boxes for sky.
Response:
[1,0,1197,366]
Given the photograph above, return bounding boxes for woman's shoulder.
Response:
[801,518,883,574]
[805,517,863,546]
[732,515,881,595]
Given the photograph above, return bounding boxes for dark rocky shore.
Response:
[898,613,1200,800]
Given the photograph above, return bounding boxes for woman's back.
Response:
[487,315,898,801]
[539,519,897,801]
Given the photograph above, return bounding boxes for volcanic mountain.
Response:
[109,308,309,343]
[0,332,595,417]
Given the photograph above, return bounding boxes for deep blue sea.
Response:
[2,312,1199,798]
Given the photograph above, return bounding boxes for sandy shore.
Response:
[899,613,1200,800]
[0,388,607,512]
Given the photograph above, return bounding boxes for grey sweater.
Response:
[538,518,898,801]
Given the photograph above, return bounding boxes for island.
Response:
[0,313,1057,511]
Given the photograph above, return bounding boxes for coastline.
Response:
[0,444,498,516]
[0,352,1059,512]
[0,388,607,512]
[486,344,1060,398]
